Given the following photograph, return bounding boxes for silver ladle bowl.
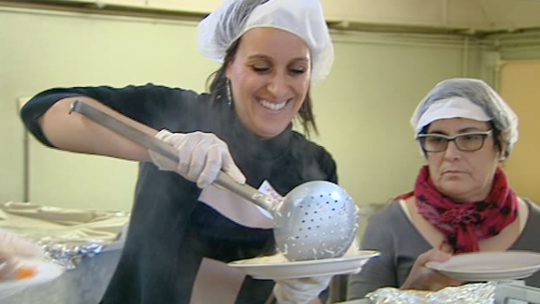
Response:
[70,100,358,261]
[275,180,358,261]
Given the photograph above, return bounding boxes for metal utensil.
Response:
[70,100,358,261]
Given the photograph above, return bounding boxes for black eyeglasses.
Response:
[417,130,493,152]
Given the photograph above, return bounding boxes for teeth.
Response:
[260,99,287,111]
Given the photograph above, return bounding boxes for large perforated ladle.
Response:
[70,100,358,261]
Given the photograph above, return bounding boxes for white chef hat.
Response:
[197,0,334,83]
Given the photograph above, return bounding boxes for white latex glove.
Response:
[273,236,360,304]
[0,228,44,258]
[149,130,246,188]
[274,275,332,304]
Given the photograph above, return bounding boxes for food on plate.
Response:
[14,265,37,280]
[233,239,360,265]
[0,259,37,281]
[233,252,290,264]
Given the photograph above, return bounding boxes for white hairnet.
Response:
[414,97,492,135]
[410,78,519,157]
[197,0,334,83]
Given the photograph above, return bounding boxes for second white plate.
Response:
[228,250,380,280]
[0,258,65,299]
[426,251,540,282]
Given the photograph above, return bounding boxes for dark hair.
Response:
[205,38,319,137]
[489,121,504,156]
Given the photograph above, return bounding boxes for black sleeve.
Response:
[320,146,338,184]
[290,132,339,185]
[21,91,83,147]
[309,141,339,184]
[20,84,203,147]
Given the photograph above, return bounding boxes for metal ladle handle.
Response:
[69,100,276,211]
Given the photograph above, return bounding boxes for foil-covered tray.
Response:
[39,239,109,269]
[367,282,498,304]
[0,202,129,269]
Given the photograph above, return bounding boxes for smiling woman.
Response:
[226,28,311,138]
[18,0,340,303]
[347,78,540,300]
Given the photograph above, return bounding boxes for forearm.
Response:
[38,97,154,161]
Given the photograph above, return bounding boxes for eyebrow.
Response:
[428,126,489,135]
[247,54,309,64]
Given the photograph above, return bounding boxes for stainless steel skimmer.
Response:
[70,100,358,261]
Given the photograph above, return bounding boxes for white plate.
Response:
[426,251,540,282]
[0,259,65,298]
[228,250,380,280]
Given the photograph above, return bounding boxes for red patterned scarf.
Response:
[398,166,518,253]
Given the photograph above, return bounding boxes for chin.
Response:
[260,130,284,138]
[254,126,286,138]
[439,187,473,202]
[438,179,461,190]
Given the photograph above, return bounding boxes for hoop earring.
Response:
[226,79,233,107]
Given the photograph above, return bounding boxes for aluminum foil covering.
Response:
[0,202,129,270]
[366,283,497,304]
[39,240,107,270]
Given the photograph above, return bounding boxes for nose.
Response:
[443,140,461,160]
[266,72,289,98]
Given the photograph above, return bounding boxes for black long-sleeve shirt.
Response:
[21,84,338,304]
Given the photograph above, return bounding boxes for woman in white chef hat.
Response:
[21,0,339,303]
[348,78,540,299]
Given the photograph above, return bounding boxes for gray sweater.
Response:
[347,198,540,300]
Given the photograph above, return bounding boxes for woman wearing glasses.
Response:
[347,78,540,299]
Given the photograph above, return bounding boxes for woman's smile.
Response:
[257,98,290,112]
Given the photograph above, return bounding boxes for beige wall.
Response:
[499,60,540,203]
[19,0,540,31]
[312,32,482,205]
[1,7,216,210]
[0,6,532,212]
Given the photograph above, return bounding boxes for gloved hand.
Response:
[273,236,360,304]
[149,130,246,188]
[0,228,44,258]
[274,275,332,304]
